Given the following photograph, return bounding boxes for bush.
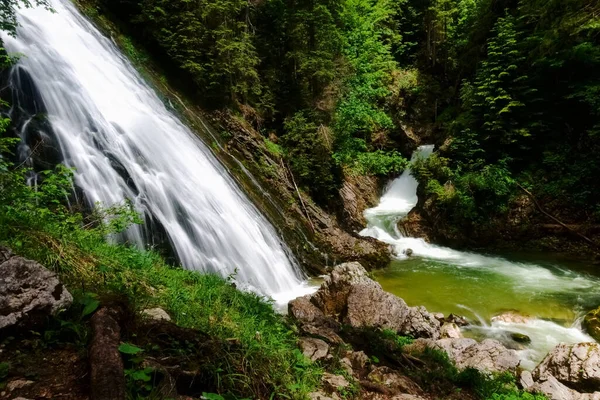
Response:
[0,137,321,399]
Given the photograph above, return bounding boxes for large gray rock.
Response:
[290,262,440,339]
[0,250,73,330]
[527,375,600,400]
[406,338,520,374]
[533,343,600,393]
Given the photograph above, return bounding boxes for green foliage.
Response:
[0,135,322,399]
[0,362,9,382]
[281,111,340,204]
[380,329,414,348]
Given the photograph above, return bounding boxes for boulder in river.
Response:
[290,262,440,340]
[532,342,600,393]
[0,248,73,331]
[491,311,532,324]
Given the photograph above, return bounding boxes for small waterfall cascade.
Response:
[2,0,314,302]
[361,145,599,369]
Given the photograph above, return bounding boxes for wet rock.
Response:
[0,250,73,331]
[306,262,440,339]
[440,323,462,339]
[533,342,600,392]
[290,295,326,323]
[142,308,171,322]
[299,337,329,361]
[510,332,531,344]
[367,367,423,395]
[322,373,350,394]
[584,307,600,342]
[446,314,470,327]
[491,311,532,324]
[407,338,519,374]
[403,248,414,257]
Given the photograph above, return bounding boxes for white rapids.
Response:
[361,145,598,369]
[2,0,315,303]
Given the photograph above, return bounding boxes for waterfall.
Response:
[1,0,312,302]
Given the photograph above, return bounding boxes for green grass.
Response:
[0,147,321,399]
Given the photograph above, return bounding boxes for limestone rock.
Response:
[6,379,34,392]
[440,323,462,339]
[492,311,532,324]
[298,262,439,339]
[367,366,423,395]
[407,338,519,374]
[528,375,600,400]
[584,307,600,342]
[348,351,369,370]
[0,251,73,330]
[322,373,350,394]
[308,391,340,400]
[533,343,600,392]
[289,295,326,323]
[311,262,375,316]
[142,308,171,322]
[299,337,329,362]
[520,370,535,390]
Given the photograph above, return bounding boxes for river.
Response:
[361,145,600,369]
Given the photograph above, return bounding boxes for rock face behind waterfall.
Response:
[0,247,73,331]
[290,262,441,339]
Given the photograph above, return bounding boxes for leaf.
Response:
[202,393,225,400]
[81,298,100,317]
[118,343,143,355]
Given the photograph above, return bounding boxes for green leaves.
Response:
[118,343,144,355]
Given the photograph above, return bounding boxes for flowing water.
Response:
[1,0,316,304]
[361,145,600,369]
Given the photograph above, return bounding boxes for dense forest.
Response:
[92,0,600,240]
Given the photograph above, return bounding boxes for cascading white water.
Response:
[361,145,599,369]
[2,0,314,302]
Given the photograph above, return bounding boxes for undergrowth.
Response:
[0,136,321,398]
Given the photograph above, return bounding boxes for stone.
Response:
[339,357,354,376]
[348,351,369,370]
[142,308,171,322]
[510,332,531,344]
[520,370,535,390]
[299,337,329,362]
[322,373,350,394]
[308,262,440,339]
[407,338,519,374]
[433,313,445,322]
[491,311,532,324]
[533,342,600,392]
[308,391,340,400]
[440,323,462,339]
[367,366,423,395]
[584,307,600,342]
[446,314,470,327]
[0,252,73,331]
[404,248,414,257]
[289,295,327,323]
[6,379,34,392]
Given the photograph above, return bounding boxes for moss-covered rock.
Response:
[584,307,600,342]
